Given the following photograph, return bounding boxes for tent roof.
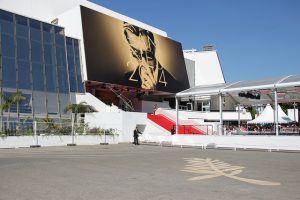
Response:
[247,104,294,124]
[176,75,300,105]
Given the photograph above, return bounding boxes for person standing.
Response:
[153,104,158,114]
[133,127,141,145]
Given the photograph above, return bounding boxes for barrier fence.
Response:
[218,125,300,136]
[170,124,300,136]
[0,121,120,137]
[0,120,121,147]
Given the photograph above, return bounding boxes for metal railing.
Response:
[0,120,121,147]
[217,125,300,136]
[0,121,120,137]
[172,124,213,135]
[109,87,134,111]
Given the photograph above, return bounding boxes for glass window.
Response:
[31,41,42,62]
[44,44,55,65]
[59,93,69,114]
[77,82,85,93]
[74,39,79,48]
[2,57,16,88]
[57,64,69,93]
[30,20,41,41]
[66,37,73,46]
[16,24,28,38]
[18,92,32,114]
[54,26,64,35]
[67,44,73,56]
[0,10,13,22]
[18,60,31,90]
[0,10,14,35]
[46,92,58,114]
[66,38,78,93]
[56,46,66,66]
[68,55,76,92]
[17,38,29,61]
[43,31,54,44]
[42,23,53,33]
[55,35,64,46]
[74,43,80,58]
[33,91,46,114]
[32,62,44,91]
[16,15,28,38]
[75,55,84,93]
[30,28,41,41]
[45,64,57,92]
[43,23,54,44]
[16,15,27,25]
[1,34,15,58]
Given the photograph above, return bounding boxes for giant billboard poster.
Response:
[81,6,190,93]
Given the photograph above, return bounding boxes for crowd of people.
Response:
[223,122,300,135]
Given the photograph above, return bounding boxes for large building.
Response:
[0,0,225,122]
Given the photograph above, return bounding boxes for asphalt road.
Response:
[0,144,300,200]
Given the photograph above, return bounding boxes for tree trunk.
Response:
[7,108,10,133]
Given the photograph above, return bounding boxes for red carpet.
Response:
[147,114,204,134]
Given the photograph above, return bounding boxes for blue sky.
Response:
[92,0,300,82]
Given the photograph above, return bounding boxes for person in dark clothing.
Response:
[171,127,175,135]
[133,127,141,145]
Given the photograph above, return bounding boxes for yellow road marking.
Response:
[182,158,280,186]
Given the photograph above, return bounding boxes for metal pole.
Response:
[274,89,279,136]
[71,115,75,145]
[219,94,223,135]
[293,102,296,122]
[175,97,179,134]
[67,113,76,146]
[238,104,241,134]
[34,121,38,146]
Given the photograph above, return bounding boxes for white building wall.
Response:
[85,111,147,142]
[141,100,170,113]
[0,0,167,36]
[184,58,196,87]
[75,93,120,112]
[184,50,225,86]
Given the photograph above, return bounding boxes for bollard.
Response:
[67,119,77,146]
[30,121,41,148]
[100,131,108,145]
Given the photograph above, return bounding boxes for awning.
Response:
[176,75,300,105]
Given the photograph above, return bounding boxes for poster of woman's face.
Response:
[81,6,190,93]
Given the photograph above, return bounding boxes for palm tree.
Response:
[64,102,97,124]
[12,91,26,121]
[0,95,10,132]
[64,102,97,145]
[0,92,26,132]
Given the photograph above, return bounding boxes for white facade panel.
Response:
[0,0,167,37]
[184,50,225,86]
[184,58,196,87]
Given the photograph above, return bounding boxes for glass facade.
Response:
[0,9,85,121]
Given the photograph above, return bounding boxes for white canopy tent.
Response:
[247,104,294,124]
[175,75,300,136]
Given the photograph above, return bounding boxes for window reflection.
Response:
[0,10,83,119]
